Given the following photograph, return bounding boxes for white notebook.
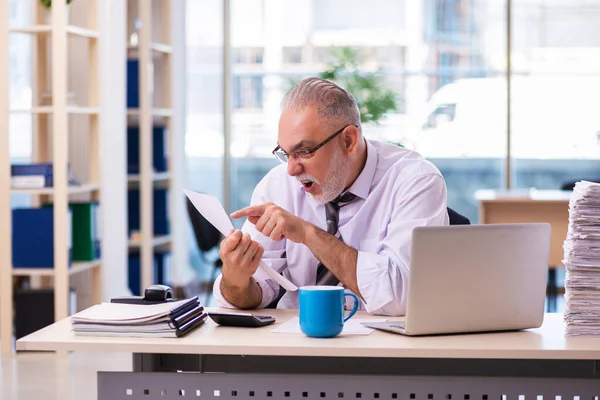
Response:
[72,330,188,338]
[71,298,197,325]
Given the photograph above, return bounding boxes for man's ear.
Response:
[344,125,360,154]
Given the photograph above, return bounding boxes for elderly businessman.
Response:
[212,77,448,316]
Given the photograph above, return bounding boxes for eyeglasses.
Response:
[272,124,356,163]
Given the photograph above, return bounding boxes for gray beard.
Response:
[311,146,350,204]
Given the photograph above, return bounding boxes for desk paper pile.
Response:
[563,181,600,336]
[71,297,207,338]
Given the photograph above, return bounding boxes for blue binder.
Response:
[11,163,54,187]
[127,126,168,174]
[128,188,170,236]
[12,208,72,268]
[128,251,170,296]
[127,59,139,108]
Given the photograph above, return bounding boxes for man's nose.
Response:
[287,157,303,176]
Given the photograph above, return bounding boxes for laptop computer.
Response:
[362,223,551,336]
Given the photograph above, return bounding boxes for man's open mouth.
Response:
[302,180,314,189]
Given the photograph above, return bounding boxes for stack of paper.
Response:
[563,181,600,336]
[71,297,207,338]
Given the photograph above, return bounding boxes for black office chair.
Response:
[186,197,223,285]
[447,207,470,225]
[561,179,600,191]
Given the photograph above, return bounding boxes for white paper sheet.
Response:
[272,316,387,335]
[183,188,298,291]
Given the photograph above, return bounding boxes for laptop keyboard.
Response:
[389,321,405,329]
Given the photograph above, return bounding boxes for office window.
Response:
[185,0,225,278]
[233,76,263,110]
[282,47,303,64]
[184,0,507,229]
[511,0,600,189]
[232,47,264,65]
[8,0,32,162]
[423,104,457,130]
[313,0,405,31]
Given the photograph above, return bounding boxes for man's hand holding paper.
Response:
[183,189,298,292]
[218,230,264,288]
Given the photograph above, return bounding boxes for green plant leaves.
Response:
[40,0,73,9]
[319,47,397,124]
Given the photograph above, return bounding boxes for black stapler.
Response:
[110,284,176,304]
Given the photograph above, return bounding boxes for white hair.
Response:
[281,77,362,134]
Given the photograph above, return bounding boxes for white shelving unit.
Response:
[126,0,183,295]
[0,0,102,355]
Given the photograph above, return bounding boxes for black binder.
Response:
[173,310,208,337]
[73,294,206,338]
[160,297,208,338]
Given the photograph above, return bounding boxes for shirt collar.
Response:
[345,138,377,200]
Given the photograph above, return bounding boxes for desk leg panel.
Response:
[133,354,600,379]
[98,371,600,400]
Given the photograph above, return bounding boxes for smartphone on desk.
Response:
[208,311,276,327]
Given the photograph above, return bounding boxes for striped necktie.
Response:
[315,191,357,286]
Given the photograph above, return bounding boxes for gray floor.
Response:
[0,351,131,400]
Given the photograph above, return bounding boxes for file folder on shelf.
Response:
[11,163,54,188]
[11,163,78,189]
[126,59,140,108]
[128,188,170,236]
[127,125,168,174]
[70,202,101,261]
[12,207,73,268]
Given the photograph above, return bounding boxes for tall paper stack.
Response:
[563,181,600,336]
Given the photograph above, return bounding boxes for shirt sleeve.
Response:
[355,173,449,316]
[212,171,289,309]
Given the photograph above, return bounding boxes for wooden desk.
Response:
[16,308,600,399]
[475,189,571,268]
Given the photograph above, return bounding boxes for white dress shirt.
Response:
[213,139,449,316]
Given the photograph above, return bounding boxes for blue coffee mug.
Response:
[299,286,359,338]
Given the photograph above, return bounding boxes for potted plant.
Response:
[319,47,398,126]
[40,0,73,8]
[312,47,405,147]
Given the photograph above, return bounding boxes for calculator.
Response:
[208,312,276,327]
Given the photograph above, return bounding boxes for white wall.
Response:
[171,0,194,286]
[98,0,130,300]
